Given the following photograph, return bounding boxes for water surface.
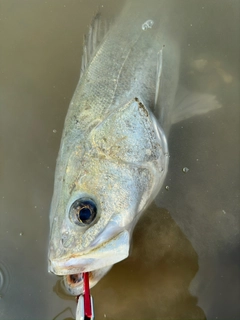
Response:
[0,0,239,319]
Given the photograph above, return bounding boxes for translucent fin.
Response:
[80,14,110,78]
[172,86,222,124]
[154,49,163,109]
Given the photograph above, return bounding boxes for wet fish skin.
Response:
[48,0,200,295]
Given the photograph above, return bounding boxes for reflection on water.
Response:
[93,204,206,319]
[0,0,239,319]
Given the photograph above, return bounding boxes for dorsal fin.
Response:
[154,48,163,110]
[80,13,110,78]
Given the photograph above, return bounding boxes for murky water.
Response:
[0,0,239,319]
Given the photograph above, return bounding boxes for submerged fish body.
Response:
[48,0,219,295]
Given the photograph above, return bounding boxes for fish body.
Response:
[48,0,219,295]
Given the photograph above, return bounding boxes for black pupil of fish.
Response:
[71,199,97,225]
[79,207,92,221]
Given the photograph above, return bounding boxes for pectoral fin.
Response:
[172,86,221,124]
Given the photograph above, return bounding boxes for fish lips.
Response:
[63,265,113,295]
[48,230,130,275]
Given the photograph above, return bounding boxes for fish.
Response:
[48,0,220,295]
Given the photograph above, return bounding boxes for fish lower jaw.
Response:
[63,265,113,295]
[48,231,130,294]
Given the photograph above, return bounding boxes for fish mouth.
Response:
[63,266,112,295]
[66,272,84,285]
[63,272,85,295]
[49,231,130,274]
[49,231,130,295]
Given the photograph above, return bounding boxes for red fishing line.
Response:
[83,272,92,318]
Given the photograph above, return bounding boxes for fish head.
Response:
[48,97,169,295]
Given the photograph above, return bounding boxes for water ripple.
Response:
[0,261,10,297]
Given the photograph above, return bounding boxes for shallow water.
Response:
[0,0,239,319]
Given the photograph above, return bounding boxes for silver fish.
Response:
[48,0,220,295]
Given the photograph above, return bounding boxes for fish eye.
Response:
[69,198,97,226]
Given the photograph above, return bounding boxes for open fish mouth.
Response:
[66,272,84,285]
[63,272,85,295]
[63,266,112,295]
[49,230,131,295]
[48,231,131,295]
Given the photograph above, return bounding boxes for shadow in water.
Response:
[88,203,206,320]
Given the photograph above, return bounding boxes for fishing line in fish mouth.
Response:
[76,272,94,320]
